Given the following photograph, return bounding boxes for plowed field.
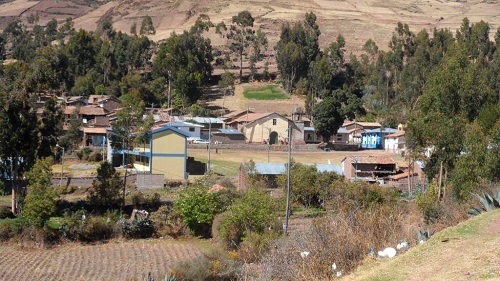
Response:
[0,239,204,281]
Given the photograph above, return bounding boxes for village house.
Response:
[361,128,403,149]
[341,121,382,143]
[384,131,406,154]
[341,155,396,182]
[112,125,189,180]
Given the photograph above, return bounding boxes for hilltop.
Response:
[1,0,499,52]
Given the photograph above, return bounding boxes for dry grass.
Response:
[344,209,500,281]
[0,238,207,281]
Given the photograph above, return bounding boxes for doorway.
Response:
[269,131,278,145]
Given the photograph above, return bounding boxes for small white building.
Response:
[384,131,406,154]
[168,121,203,139]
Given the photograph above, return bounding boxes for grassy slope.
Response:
[243,84,289,100]
[345,209,500,281]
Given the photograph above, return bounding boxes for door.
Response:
[269,131,278,145]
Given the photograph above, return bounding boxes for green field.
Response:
[243,84,289,100]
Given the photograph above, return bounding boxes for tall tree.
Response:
[37,98,63,159]
[140,16,155,35]
[227,10,255,82]
[0,91,39,214]
[311,95,344,142]
[152,19,213,109]
[275,12,320,93]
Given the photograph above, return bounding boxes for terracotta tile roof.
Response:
[94,116,110,126]
[342,121,381,127]
[342,156,396,165]
[385,131,405,138]
[63,106,76,115]
[223,110,253,119]
[229,113,275,124]
[79,105,107,116]
[88,95,112,104]
[83,127,107,134]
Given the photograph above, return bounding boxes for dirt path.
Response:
[0,239,204,281]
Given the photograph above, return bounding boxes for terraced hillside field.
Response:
[1,0,499,52]
[0,239,204,281]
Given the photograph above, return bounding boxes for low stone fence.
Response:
[51,173,166,189]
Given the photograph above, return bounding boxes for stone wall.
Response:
[51,174,166,189]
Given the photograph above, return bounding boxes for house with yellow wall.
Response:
[131,126,189,180]
[244,113,304,144]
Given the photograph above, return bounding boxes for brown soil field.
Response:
[0,238,205,281]
[2,0,499,53]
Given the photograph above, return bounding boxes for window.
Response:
[272,119,277,125]
[337,135,343,141]
[307,134,312,140]
[189,127,195,132]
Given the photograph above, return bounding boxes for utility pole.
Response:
[207,119,212,173]
[56,144,64,187]
[284,125,292,236]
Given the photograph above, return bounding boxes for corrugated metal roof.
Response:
[218,129,244,135]
[303,127,349,134]
[244,162,344,176]
[337,127,349,134]
[150,125,190,138]
[168,121,203,128]
[316,164,344,175]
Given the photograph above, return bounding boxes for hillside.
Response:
[1,0,499,52]
[345,209,500,281]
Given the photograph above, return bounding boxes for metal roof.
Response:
[316,164,344,175]
[304,127,349,134]
[150,125,190,138]
[244,162,344,176]
[218,129,244,135]
[168,121,204,128]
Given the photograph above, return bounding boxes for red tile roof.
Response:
[385,131,405,138]
[79,105,107,116]
[63,106,76,115]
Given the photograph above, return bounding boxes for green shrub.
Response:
[416,184,441,224]
[87,162,123,211]
[218,188,281,246]
[23,157,58,227]
[0,217,31,241]
[174,184,226,237]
